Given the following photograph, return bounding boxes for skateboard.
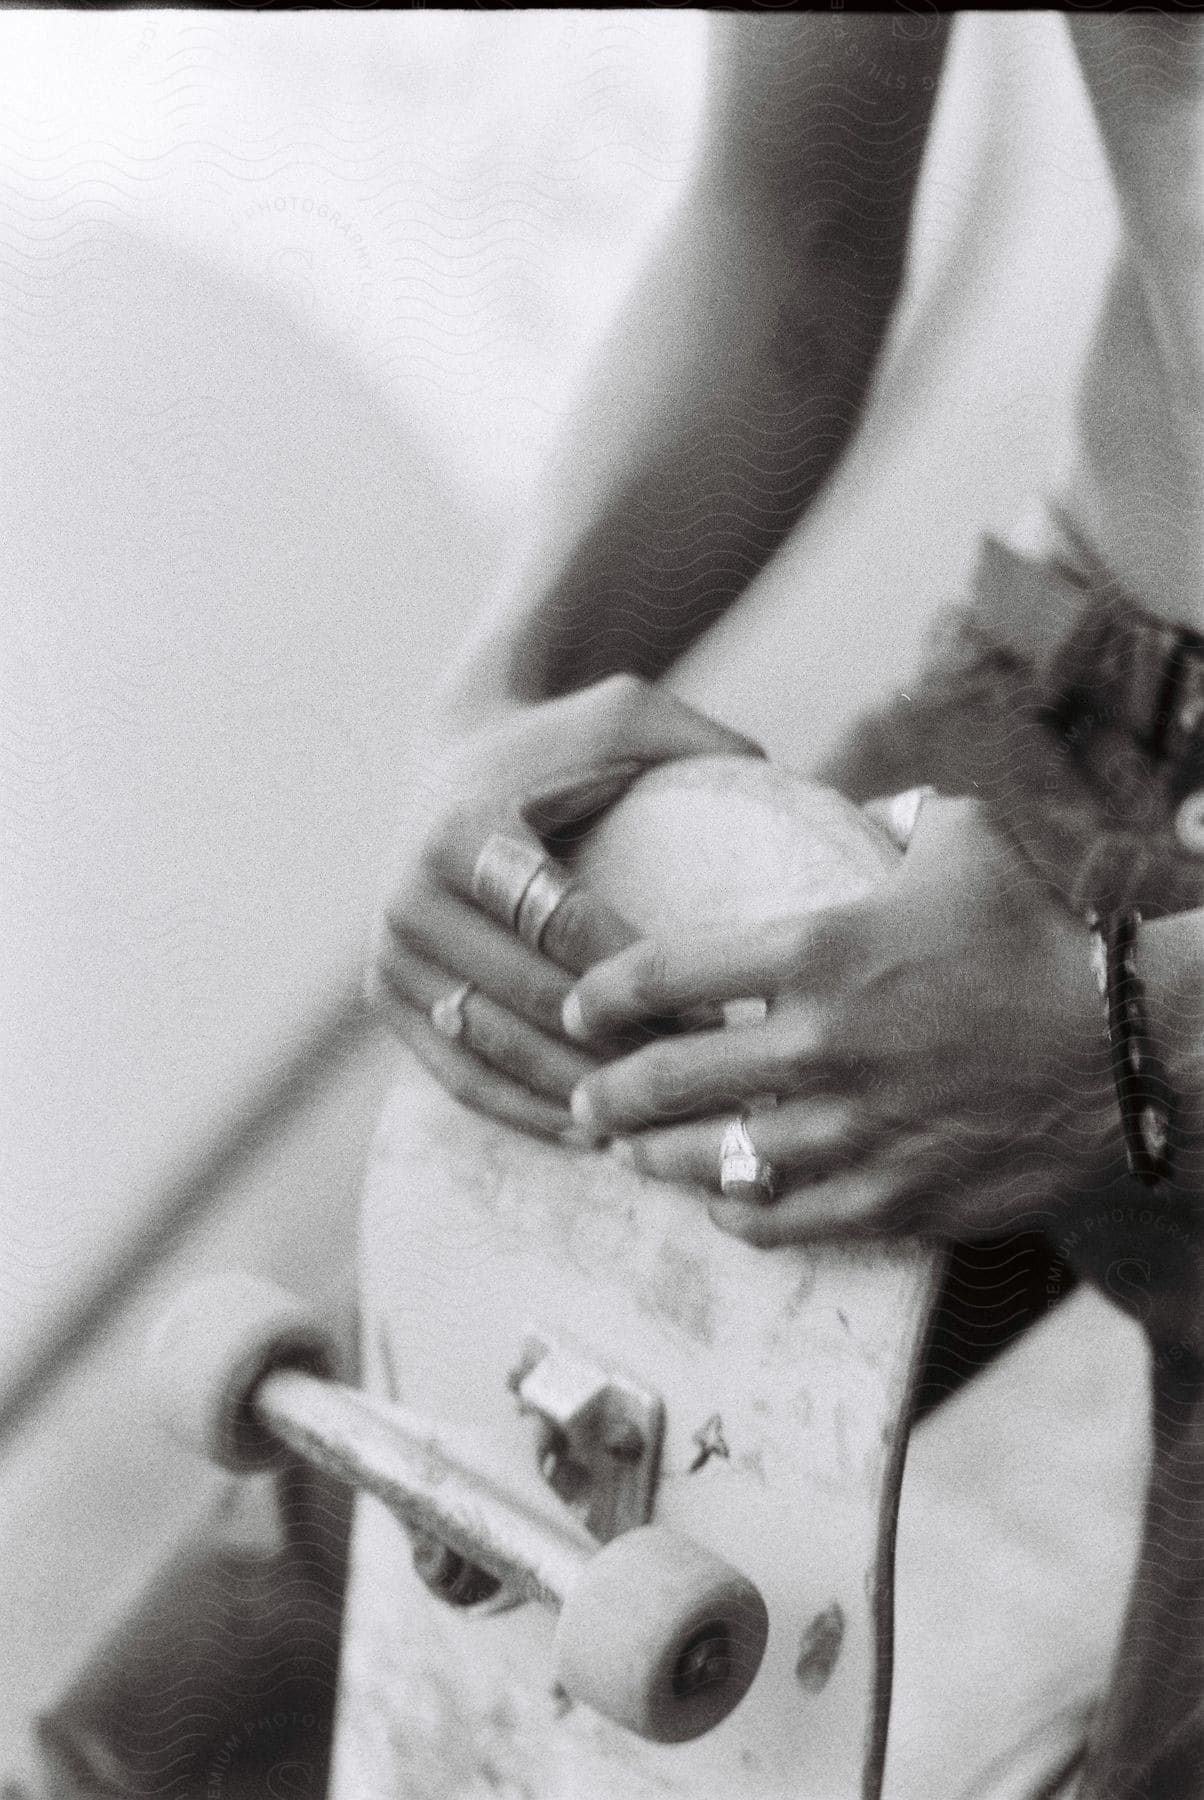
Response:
[148,758,943,1800]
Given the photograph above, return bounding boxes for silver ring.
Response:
[863,785,936,853]
[471,833,548,930]
[431,982,473,1042]
[719,1116,776,1204]
[514,862,575,953]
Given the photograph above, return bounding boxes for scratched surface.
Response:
[331,1068,938,1800]
[335,757,941,1798]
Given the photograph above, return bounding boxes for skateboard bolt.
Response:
[671,1624,732,1698]
[602,1421,645,1462]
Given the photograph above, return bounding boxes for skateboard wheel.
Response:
[144,1273,339,1473]
[554,1525,769,1743]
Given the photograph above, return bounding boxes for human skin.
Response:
[562,801,1204,1258]
[373,14,1204,1251]
[372,15,953,1141]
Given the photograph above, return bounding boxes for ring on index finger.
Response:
[471,833,546,928]
[514,862,576,953]
[471,832,575,953]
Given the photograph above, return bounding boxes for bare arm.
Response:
[374,16,952,1135]
[441,13,951,726]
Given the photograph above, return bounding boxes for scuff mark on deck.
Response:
[689,1414,730,1472]
[640,1239,716,1345]
[795,1602,845,1694]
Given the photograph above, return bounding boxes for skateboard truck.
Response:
[507,1329,664,1544]
[145,1273,769,1744]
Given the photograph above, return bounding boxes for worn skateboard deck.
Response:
[332,762,944,1800]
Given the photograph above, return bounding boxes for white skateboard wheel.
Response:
[554,1525,769,1744]
[144,1272,339,1473]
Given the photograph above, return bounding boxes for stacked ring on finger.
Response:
[470,833,544,928]
[514,862,576,953]
[471,832,576,953]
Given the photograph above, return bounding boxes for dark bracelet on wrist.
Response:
[1087,909,1176,1187]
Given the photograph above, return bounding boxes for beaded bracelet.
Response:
[1087,909,1176,1187]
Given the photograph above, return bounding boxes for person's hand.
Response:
[368,674,762,1141]
[560,796,1125,1243]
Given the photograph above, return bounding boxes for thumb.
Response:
[629,684,765,763]
[582,674,765,765]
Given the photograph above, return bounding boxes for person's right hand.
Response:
[367,673,762,1143]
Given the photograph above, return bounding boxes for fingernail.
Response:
[570,1086,597,1133]
[561,992,586,1041]
[609,1137,636,1168]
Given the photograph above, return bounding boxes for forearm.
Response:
[438,16,950,732]
[438,201,823,724]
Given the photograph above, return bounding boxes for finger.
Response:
[379,938,599,1103]
[562,920,815,1042]
[387,884,707,1060]
[431,809,545,915]
[706,1167,899,1248]
[374,971,579,1142]
[432,818,638,975]
[610,1098,876,1190]
[570,1016,845,1138]
[524,759,648,836]
[549,673,765,768]
[388,884,576,1039]
[536,884,638,973]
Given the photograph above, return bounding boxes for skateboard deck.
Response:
[331,759,944,1800]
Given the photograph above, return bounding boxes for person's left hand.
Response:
[561,796,1126,1245]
